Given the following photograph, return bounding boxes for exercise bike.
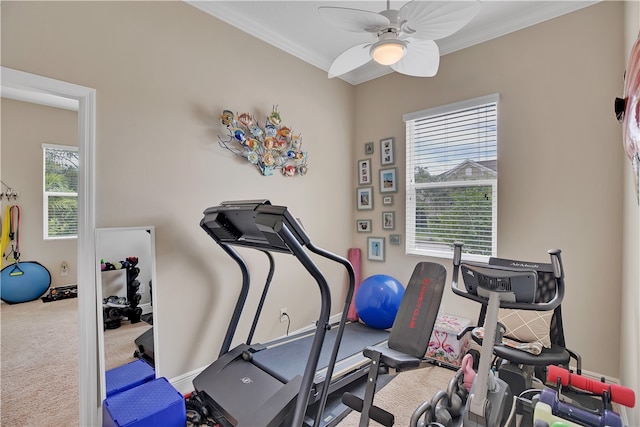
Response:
[412,243,567,427]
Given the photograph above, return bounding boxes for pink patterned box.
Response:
[426,313,472,368]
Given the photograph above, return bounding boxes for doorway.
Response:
[1,99,79,425]
[1,67,98,425]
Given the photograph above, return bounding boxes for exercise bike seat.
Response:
[491,341,570,366]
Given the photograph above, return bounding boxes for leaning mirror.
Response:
[95,227,158,398]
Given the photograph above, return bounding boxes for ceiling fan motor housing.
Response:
[370,31,407,65]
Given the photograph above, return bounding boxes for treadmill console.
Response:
[200,200,311,253]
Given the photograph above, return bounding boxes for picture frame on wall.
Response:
[358,158,371,185]
[364,142,374,155]
[356,219,372,233]
[383,195,394,206]
[389,234,401,245]
[357,187,374,210]
[367,237,385,262]
[379,167,398,193]
[382,211,395,230]
[380,137,395,165]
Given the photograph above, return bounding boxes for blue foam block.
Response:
[105,359,155,397]
[103,377,185,427]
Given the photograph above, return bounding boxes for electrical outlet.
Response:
[280,308,288,323]
[61,261,69,277]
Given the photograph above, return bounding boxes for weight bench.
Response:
[342,261,447,427]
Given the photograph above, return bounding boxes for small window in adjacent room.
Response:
[43,144,79,239]
[403,93,499,261]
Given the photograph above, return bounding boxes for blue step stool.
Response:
[106,359,155,397]
[103,377,185,427]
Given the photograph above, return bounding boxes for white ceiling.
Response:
[186,1,600,85]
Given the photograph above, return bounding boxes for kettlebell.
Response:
[447,392,464,418]
[434,405,453,427]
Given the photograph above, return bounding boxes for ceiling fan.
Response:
[319,0,482,78]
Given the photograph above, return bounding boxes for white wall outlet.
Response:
[61,261,69,277]
[280,308,288,323]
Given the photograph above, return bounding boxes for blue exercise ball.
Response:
[355,274,405,329]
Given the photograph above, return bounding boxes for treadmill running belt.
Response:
[251,322,389,384]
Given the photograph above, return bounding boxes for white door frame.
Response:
[1,67,98,426]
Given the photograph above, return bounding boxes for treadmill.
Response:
[193,200,389,427]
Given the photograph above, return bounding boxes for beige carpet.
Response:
[103,314,153,372]
[337,364,456,426]
[1,297,151,426]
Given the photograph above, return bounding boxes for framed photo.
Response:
[358,158,372,185]
[356,219,372,233]
[357,187,374,210]
[382,195,394,206]
[380,137,395,165]
[364,142,374,155]
[382,211,395,230]
[389,234,402,245]
[367,237,385,262]
[379,167,398,193]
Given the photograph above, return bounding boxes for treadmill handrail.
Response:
[276,223,332,427]
[247,250,276,346]
[306,241,356,427]
[216,243,250,357]
[451,242,565,311]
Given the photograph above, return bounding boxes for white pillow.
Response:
[498,309,554,348]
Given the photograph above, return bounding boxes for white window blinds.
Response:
[404,94,499,260]
[43,144,78,239]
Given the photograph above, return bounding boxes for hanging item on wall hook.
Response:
[1,179,20,201]
[1,205,21,269]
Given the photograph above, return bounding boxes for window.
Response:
[404,94,499,261]
[43,144,78,239]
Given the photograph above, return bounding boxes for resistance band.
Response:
[2,206,22,275]
[0,205,10,269]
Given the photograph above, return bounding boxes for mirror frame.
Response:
[96,226,160,385]
[1,67,98,425]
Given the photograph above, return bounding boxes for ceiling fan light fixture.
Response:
[370,39,407,66]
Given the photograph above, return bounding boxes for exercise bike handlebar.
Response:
[451,242,565,312]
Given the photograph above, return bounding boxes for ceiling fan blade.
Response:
[398,1,482,40]
[328,43,373,78]
[391,39,440,77]
[318,6,390,33]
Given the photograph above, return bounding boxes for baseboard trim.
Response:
[169,366,204,395]
[139,302,152,315]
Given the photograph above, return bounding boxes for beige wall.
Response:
[1,1,355,380]
[1,99,78,288]
[354,1,625,380]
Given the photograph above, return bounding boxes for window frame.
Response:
[43,143,79,240]
[403,93,499,262]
